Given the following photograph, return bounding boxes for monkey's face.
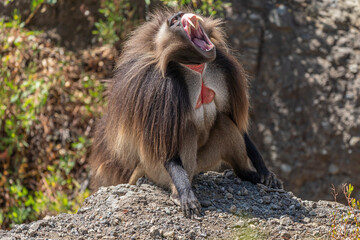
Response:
[156,12,216,66]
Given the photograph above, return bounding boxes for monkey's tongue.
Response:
[193,38,210,50]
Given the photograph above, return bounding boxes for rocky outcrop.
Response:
[225,0,360,201]
[0,171,355,239]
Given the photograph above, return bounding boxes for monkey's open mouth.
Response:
[181,14,214,51]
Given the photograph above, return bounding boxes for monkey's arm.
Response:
[164,155,201,218]
[243,133,283,189]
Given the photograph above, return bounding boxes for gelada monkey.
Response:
[89,10,283,217]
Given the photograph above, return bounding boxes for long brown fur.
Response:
[89,9,249,189]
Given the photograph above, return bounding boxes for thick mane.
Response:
[115,11,167,75]
[215,49,249,132]
[105,10,193,164]
[107,61,191,164]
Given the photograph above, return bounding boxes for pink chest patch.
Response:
[185,64,215,109]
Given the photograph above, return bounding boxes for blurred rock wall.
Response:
[225,0,360,201]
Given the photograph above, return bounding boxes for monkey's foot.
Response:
[180,190,202,218]
[260,171,283,189]
[170,193,181,206]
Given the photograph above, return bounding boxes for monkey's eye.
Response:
[171,18,177,25]
[167,12,184,27]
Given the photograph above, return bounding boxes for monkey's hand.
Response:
[180,189,202,218]
[260,170,283,189]
[165,156,202,218]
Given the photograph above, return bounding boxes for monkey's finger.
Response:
[191,202,201,217]
[183,206,189,218]
[192,208,200,218]
[264,175,270,187]
[272,180,278,189]
[267,176,273,188]
[274,179,284,189]
[260,174,265,183]
[269,173,277,187]
[171,195,181,206]
[183,203,191,218]
[181,203,185,215]
[197,203,203,217]
[195,200,202,212]
[189,204,197,218]
[279,180,284,189]
[195,207,202,217]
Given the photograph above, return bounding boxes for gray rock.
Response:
[229,205,237,213]
[280,231,292,239]
[280,216,292,225]
[149,226,161,238]
[263,196,271,204]
[328,164,339,174]
[200,200,212,207]
[225,193,233,199]
[240,187,249,196]
[269,4,293,29]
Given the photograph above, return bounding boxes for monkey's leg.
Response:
[243,133,283,189]
[226,139,262,185]
[197,114,261,184]
[128,163,145,185]
[164,155,201,218]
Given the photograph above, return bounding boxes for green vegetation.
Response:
[92,0,136,45]
[160,0,229,16]
[331,184,360,239]
[233,224,269,240]
[230,211,269,239]
[0,12,103,228]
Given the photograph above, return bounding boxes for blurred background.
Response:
[0,0,359,229]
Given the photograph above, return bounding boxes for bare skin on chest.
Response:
[184,63,215,109]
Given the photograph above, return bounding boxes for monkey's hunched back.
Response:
[89,10,282,217]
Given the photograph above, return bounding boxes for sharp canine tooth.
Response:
[197,16,204,22]
[187,19,196,28]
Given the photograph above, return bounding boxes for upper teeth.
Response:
[187,19,197,29]
[196,16,204,22]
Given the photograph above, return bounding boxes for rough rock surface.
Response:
[0,171,356,239]
[225,0,360,201]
